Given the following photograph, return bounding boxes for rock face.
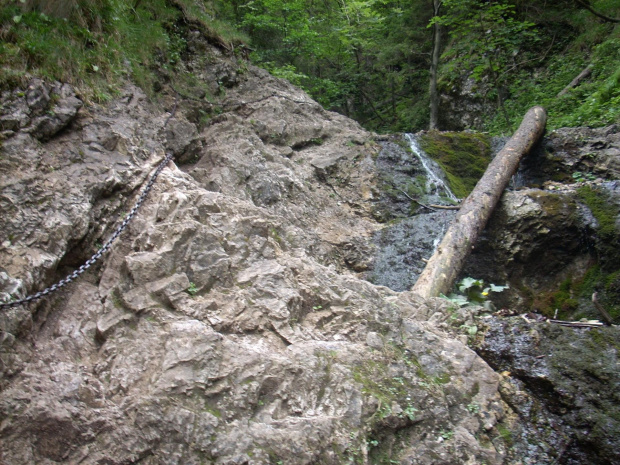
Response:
[0,37,511,464]
[474,317,620,465]
[438,76,495,131]
[368,136,458,292]
[463,126,620,319]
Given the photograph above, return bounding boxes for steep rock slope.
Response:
[0,40,508,464]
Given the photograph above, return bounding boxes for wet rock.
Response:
[475,317,620,465]
[371,211,456,291]
[369,136,458,291]
[517,125,620,186]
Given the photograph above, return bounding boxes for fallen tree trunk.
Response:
[557,65,592,97]
[411,106,547,299]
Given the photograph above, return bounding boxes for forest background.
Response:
[0,0,619,134]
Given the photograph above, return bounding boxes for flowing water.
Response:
[404,133,458,202]
[369,134,458,291]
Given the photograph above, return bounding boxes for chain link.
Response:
[0,151,175,310]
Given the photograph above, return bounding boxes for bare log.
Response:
[429,204,460,210]
[411,106,547,299]
[557,65,592,97]
[592,292,613,325]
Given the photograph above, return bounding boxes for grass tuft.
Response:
[0,0,248,100]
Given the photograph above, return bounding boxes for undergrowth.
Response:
[0,0,248,101]
[485,22,620,134]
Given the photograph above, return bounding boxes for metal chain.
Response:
[0,151,175,310]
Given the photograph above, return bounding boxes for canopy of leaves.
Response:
[214,0,434,132]
[0,0,618,132]
[216,0,620,133]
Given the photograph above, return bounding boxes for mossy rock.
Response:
[532,276,581,320]
[577,185,620,269]
[418,131,492,198]
[476,317,620,464]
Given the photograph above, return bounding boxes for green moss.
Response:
[203,404,222,418]
[562,185,620,320]
[588,327,620,351]
[352,345,422,426]
[577,186,620,305]
[496,423,514,447]
[577,185,619,243]
[535,191,577,217]
[532,265,620,322]
[269,227,283,246]
[532,276,581,319]
[580,265,604,298]
[418,131,492,198]
[606,271,620,297]
[564,264,620,323]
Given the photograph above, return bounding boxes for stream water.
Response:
[404,133,458,202]
[369,134,458,291]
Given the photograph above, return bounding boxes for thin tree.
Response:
[429,0,442,130]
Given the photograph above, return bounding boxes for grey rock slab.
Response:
[0,57,512,465]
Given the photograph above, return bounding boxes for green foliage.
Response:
[2,0,619,133]
[482,3,620,133]
[572,171,597,183]
[442,276,508,307]
[432,0,539,127]
[0,0,248,99]
[187,281,198,296]
[466,402,480,413]
[216,0,434,132]
[496,423,513,447]
[221,0,618,133]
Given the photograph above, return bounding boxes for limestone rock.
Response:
[0,42,519,464]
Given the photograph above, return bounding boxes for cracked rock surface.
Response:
[0,44,510,463]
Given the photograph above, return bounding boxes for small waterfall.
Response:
[405,133,458,202]
[369,135,459,291]
[432,224,445,250]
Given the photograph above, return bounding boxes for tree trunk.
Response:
[411,106,547,299]
[557,65,592,97]
[429,0,442,130]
